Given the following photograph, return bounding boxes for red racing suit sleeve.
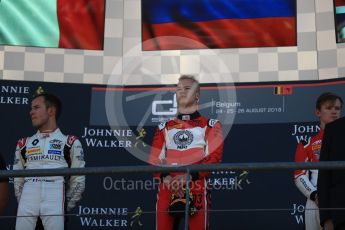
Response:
[294,141,317,200]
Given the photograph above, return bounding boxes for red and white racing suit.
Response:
[13,128,85,230]
[294,129,323,230]
[149,111,223,230]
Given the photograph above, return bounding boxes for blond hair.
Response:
[178,75,200,94]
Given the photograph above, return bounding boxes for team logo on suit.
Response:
[173,130,193,149]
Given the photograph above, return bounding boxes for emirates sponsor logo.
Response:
[27,154,62,161]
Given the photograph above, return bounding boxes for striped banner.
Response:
[0,0,105,50]
[142,0,296,50]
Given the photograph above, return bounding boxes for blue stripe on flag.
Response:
[143,0,296,24]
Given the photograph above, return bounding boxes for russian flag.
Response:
[0,0,105,50]
[142,0,296,50]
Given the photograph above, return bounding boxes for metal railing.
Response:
[2,161,345,178]
[1,161,345,230]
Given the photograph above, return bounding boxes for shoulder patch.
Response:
[158,122,166,131]
[208,119,219,128]
[67,135,78,147]
[17,137,28,150]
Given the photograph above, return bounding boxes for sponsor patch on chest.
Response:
[48,150,62,155]
[26,147,41,155]
[49,139,63,150]
[49,143,63,150]
[312,144,321,151]
[173,130,194,149]
[311,141,321,159]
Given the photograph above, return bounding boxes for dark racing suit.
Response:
[149,111,223,230]
[13,128,85,230]
[294,129,323,230]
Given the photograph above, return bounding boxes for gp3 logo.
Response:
[152,94,177,116]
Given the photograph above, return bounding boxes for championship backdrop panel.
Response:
[0,78,344,229]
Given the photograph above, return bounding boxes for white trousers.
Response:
[16,181,65,230]
[305,198,321,230]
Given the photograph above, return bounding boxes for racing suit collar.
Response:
[37,128,60,138]
[177,111,201,120]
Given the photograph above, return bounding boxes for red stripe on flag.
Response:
[57,0,105,50]
[143,17,296,50]
[335,0,345,7]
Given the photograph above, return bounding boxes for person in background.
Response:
[294,92,343,230]
[13,90,85,230]
[318,117,345,229]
